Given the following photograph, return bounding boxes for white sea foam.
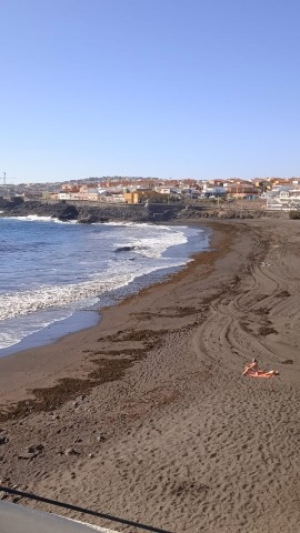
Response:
[2,214,79,225]
[135,235,187,258]
[0,217,207,351]
[0,307,75,349]
[0,251,189,323]
[113,228,189,258]
[0,272,132,322]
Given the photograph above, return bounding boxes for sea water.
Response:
[0,216,210,356]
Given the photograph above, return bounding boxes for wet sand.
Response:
[1,219,300,533]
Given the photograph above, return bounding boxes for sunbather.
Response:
[243,358,259,375]
[243,358,279,377]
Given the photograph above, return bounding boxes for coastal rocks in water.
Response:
[57,205,79,221]
[0,198,79,221]
[115,246,135,253]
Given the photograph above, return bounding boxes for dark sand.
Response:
[1,219,300,533]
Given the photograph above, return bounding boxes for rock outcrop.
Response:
[0,198,184,223]
[0,198,279,222]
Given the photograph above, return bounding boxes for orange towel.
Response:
[247,370,278,378]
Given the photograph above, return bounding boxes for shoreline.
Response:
[0,309,101,359]
[0,221,216,408]
[1,218,300,532]
[0,219,209,359]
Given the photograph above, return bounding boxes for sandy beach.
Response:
[1,218,300,533]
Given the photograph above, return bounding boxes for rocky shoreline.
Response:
[0,197,287,222]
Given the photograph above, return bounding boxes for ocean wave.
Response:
[0,275,132,321]
[112,230,188,259]
[2,214,77,224]
[0,218,207,351]
[0,252,191,322]
[0,307,74,350]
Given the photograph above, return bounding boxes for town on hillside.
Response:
[1,176,300,211]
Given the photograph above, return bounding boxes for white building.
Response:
[267,189,300,211]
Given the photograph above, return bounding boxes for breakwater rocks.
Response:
[0,198,282,223]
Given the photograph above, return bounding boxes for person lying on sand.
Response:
[243,358,279,377]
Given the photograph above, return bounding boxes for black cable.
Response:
[0,485,175,533]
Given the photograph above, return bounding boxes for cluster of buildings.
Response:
[45,177,300,206]
[1,176,300,209]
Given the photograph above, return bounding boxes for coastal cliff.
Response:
[0,198,175,222]
[0,197,285,222]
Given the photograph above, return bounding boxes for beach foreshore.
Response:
[1,219,300,533]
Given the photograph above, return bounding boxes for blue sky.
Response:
[1,0,300,183]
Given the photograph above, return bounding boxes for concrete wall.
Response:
[0,502,116,533]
